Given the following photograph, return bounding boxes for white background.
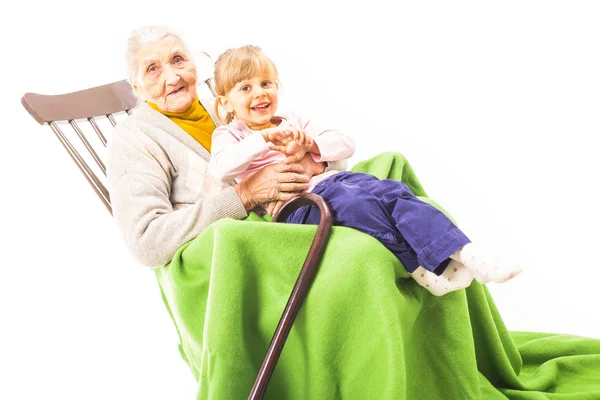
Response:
[2,1,599,399]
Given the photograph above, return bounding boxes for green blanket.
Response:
[155,152,600,399]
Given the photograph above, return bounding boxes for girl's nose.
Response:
[253,87,266,97]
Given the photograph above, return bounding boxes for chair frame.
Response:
[21,79,137,215]
[22,74,332,399]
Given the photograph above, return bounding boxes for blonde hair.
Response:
[213,45,279,123]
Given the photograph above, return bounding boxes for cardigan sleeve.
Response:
[107,125,247,267]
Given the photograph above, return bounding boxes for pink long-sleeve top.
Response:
[209,112,355,192]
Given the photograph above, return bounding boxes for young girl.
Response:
[208,45,522,296]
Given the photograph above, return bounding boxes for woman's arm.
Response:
[108,126,310,267]
[108,129,247,267]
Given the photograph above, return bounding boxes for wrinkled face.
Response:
[222,76,279,130]
[132,35,198,113]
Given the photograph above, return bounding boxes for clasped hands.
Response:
[261,127,320,216]
[261,127,319,163]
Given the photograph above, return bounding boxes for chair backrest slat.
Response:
[205,78,218,97]
[69,120,106,175]
[107,114,118,127]
[88,117,107,147]
[49,122,112,214]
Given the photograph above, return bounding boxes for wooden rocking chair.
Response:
[21,73,332,400]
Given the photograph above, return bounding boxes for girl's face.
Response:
[223,76,279,130]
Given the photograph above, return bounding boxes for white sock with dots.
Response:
[450,243,522,284]
[410,260,474,296]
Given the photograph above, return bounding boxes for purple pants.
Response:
[285,171,470,274]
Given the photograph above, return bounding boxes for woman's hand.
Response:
[291,152,327,176]
[264,199,286,217]
[261,152,328,216]
[234,162,310,211]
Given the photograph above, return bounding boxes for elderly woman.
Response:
[107,26,346,267]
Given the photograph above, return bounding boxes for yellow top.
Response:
[148,97,216,152]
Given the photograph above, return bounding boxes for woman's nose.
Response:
[164,66,181,85]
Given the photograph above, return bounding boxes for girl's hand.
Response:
[275,141,310,163]
[292,130,311,147]
[269,130,314,154]
[261,127,293,144]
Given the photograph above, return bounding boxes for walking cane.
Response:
[248,193,333,400]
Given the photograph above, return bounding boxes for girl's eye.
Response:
[240,85,250,91]
[262,80,273,87]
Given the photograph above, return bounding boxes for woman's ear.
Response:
[129,79,138,93]
[130,77,144,100]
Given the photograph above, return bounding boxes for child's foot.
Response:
[450,243,523,284]
[410,260,474,296]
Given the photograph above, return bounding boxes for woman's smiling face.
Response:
[132,35,198,113]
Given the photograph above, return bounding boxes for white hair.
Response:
[125,25,186,81]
